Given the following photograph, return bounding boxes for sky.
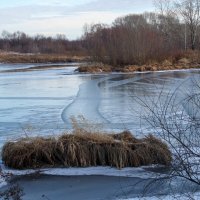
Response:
[0,0,154,40]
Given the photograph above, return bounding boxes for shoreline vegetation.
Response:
[2,119,171,169]
[77,61,199,73]
[77,51,200,73]
[0,51,88,64]
[0,51,200,74]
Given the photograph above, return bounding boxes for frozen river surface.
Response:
[1,63,200,199]
[0,63,200,148]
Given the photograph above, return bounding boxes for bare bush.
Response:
[134,75,200,185]
[0,185,23,200]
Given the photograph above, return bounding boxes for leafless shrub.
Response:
[133,75,200,186]
[0,185,23,200]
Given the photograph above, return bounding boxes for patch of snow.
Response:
[41,166,162,178]
[0,164,166,179]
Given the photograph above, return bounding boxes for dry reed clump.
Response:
[2,133,172,170]
[2,119,172,169]
[2,137,59,169]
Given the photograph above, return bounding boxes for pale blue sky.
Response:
[0,0,154,39]
[0,0,95,8]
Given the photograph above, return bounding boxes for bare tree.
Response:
[175,0,200,50]
[154,0,174,16]
[154,0,186,50]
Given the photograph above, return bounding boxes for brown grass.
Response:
[77,51,200,73]
[77,62,200,73]
[2,117,171,169]
[2,132,171,170]
[77,63,112,73]
[0,52,88,63]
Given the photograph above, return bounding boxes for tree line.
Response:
[83,13,183,65]
[83,0,200,65]
[1,0,200,65]
[0,31,86,55]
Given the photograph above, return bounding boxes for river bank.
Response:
[0,52,88,64]
[77,58,200,73]
[1,51,200,74]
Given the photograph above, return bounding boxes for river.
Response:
[0,63,200,199]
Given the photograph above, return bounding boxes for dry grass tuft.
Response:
[2,133,172,170]
[2,119,172,170]
[70,116,114,143]
[111,130,139,143]
[77,63,112,73]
